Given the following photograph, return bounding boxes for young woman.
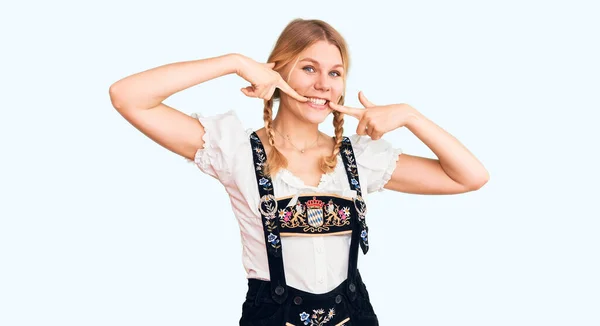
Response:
[109,18,488,326]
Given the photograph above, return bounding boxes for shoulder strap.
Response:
[339,136,369,255]
[248,132,288,304]
[339,136,372,302]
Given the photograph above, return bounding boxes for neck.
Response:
[271,104,319,147]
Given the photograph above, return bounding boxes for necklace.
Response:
[273,128,320,154]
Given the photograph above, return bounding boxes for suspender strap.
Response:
[339,137,370,255]
[249,133,370,304]
[249,132,288,304]
[339,136,370,301]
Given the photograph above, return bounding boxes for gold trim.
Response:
[285,323,295,326]
[276,193,353,201]
[335,317,350,326]
[280,230,352,237]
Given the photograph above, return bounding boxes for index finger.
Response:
[277,80,308,102]
[328,101,364,119]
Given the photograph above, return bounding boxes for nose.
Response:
[314,72,331,92]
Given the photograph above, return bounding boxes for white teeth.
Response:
[308,98,327,105]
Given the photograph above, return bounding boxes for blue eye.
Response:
[302,66,316,73]
[303,66,342,77]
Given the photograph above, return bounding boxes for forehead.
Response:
[298,40,343,68]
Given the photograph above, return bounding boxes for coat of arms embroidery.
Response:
[279,196,351,233]
[306,197,325,228]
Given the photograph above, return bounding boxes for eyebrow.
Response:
[299,57,344,70]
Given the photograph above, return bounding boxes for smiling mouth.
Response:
[305,97,329,106]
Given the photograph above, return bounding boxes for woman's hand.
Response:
[235,55,307,102]
[328,91,418,140]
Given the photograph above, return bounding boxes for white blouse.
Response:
[186,110,402,294]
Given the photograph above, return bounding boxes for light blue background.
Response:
[1,0,598,325]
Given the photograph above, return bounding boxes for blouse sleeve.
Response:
[349,134,403,194]
[185,110,249,183]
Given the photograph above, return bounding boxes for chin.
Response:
[302,110,331,125]
[300,102,332,124]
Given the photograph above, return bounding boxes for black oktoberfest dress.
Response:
[186,110,402,325]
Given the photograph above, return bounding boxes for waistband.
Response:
[245,269,369,305]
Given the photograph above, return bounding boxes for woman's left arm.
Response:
[329,92,489,195]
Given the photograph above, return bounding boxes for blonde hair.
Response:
[263,18,350,177]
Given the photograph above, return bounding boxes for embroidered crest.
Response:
[288,202,306,227]
[306,197,324,228]
[279,196,352,233]
[325,199,350,226]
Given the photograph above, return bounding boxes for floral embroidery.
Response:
[253,146,268,175]
[259,177,271,187]
[278,208,292,222]
[361,230,368,242]
[258,195,280,250]
[268,233,280,246]
[341,137,369,253]
[279,198,351,233]
[338,207,350,220]
[251,132,280,253]
[300,312,310,322]
[299,308,335,325]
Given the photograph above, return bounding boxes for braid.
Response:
[320,110,344,173]
[263,99,288,176]
[264,100,276,148]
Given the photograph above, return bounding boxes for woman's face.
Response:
[279,40,346,125]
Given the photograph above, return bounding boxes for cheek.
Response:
[286,71,310,90]
[294,80,314,93]
[333,85,345,101]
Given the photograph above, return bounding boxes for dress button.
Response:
[275,286,285,295]
[349,283,356,292]
[294,296,303,305]
[335,295,343,304]
[316,247,323,254]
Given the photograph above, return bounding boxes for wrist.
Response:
[228,53,248,76]
[400,104,422,129]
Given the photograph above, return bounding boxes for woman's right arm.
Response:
[108,53,243,161]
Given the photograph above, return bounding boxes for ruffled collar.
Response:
[276,168,336,190]
[245,128,345,192]
[275,152,345,190]
[275,159,357,200]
